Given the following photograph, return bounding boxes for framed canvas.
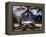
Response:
[5,2,45,35]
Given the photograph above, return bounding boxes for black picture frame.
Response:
[5,2,45,35]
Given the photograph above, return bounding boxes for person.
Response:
[21,9,34,21]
